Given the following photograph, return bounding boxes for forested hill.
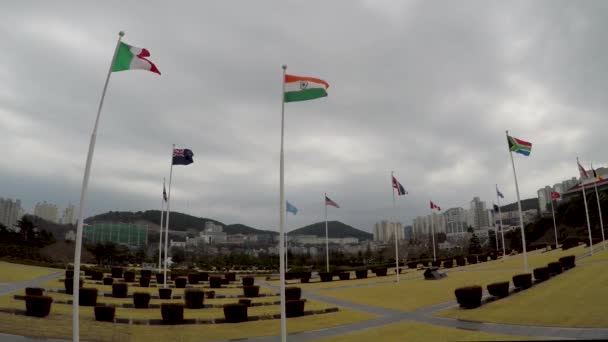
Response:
[288,221,372,240]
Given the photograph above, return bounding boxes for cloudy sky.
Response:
[1,1,607,232]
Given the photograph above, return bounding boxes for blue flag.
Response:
[172,148,194,165]
[286,201,298,215]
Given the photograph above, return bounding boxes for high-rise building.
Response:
[61,204,77,225]
[0,197,22,228]
[34,201,58,223]
[403,225,413,240]
[537,185,553,213]
[470,197,489,229]
[444,207,468,235]
[204,221,223,233]
[373,220,404,242]
[412,213,446,237]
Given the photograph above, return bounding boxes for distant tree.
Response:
[436,232,447,244]
[488,230,497,250]
[171,247,186,264]
[468,234,482,254]
[467,226,474,233]
[16,216,36,242]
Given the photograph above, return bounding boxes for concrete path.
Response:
[0,272,62,297]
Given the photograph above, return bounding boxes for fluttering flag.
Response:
[550,191,561,200]
[325,196,340,208]
[112,42,161,75]
[163,181,168,202]
[172,149,194,165]
[578,159,589,178]
[392,176,407,196]
[592,164,602,182]
[493,204,500,212]
[507,135,532,156]
[284,74,329,102]
[286,201,298,215]
[496,187,504,199]
[430,201,441,211]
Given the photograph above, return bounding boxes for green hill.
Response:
[288,221,372,240]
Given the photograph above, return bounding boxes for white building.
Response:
[470,197,489,229]
[170,240,186,248]
[0,197,22,228]
[34,201,58,223]
[65,230,76,241]
[60,204,77,225]
[413,212,446,237]
[444,207,468,235]
[373,220,404,242]
[204,221,223,233]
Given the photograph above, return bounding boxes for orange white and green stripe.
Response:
[112,42,160,75]
[284,74,329,102]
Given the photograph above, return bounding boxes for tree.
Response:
[468,233,482,254]
[171,247,186,265]
[16,216,36,242]
[467,226,474,233]
[488,230,497,250]
[436,232,447,244]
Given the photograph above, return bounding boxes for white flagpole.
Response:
[164,145,175,288]
[430,206,436,262]
[285,210,288,274]
[279,65,288,342]
[592,166,606,250]
[158,178,166,271]
[550,196,558,248]
[392,172,400,282]
[578,157,593,255]
[72,31,124,342]
[325,193,330,273]
[496,185,506,258]
[507,130,528,272]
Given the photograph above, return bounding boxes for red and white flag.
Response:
[325,196,340,208]
[550,191,561,200]
[578,159,589,178]
[430,201,441,211]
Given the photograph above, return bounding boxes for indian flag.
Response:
[112,42,161,75]
[284,74,329,102]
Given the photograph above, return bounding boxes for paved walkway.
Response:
[0,272,62,297]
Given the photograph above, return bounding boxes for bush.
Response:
[319,272,333,282]
[490,253,498,260]
[158,288,172,299]
[112,283,128,298]
[454,286,482,309]
[301,277,310,283]
[285,287,301,301]
[456,257,466,266]
[225,273,236,282]
[79,288,98,306]
[206,291,215,299]
[223,303,248,323]
[487,281,510,298]
[139,277,150,287]
[338,272,350,281]
[443,260,453,268]
[140,270,152,278]
[25,295,53,317]
[420,260,430,267]
[133,292,151,308]
[209,276,222,288]
[175,277,187,288]
[533,267,550,282]
[123,271,135,282]
[561,237,579,251]
[374,267,388,276]
[199,272,209,281]
[243,286,260,298]
[549,243,557,250]
[300,271,312,279]
[65,270,74,278]
[111,267,123,279]
[478,255,488,262]
[94,304,115,322]
[286,299,305,318]
[559,255,576,269]
[156,273,166,284]
[91,271,104,281]
[161,303,184,324]
[466,255,478,264]
[103,277,113,286]
[187,273,199,285]
[547,262,562,275]
[242,277,254,286]
[431,260,441,267]
[512,273,532,289]
[64,278,83,295]
[25,287,44,296]
[407,261,418,269]
[355,270,368,279]
[238,299,252,307]
[184,289,204,309]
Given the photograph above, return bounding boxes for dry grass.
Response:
[0,262,61,283]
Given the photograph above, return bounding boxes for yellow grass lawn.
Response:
[0,262,61,283]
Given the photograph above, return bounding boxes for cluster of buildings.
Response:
[34,201,78,225]
[0,197,24,228]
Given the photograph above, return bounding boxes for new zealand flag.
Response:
[172,148,194,165]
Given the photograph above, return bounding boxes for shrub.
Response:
[443,260,453,268]
[319,272,333,282]
[512,273,532,289]
[64,278,83,295]
[243,286,260,298]
[285,287,302,301]
[559,255,576,269]
[79,288,98,306]
[123,271,135,282]
[338,272,350,281]
[374,267,388,276]
[140,270,152,278]
[161,303,184,324]
[206,291,215,299]
[65,270,74,278]
[490,253,498,260]
[184,289,204,309]
[454,286,482,309]
[242,277,254,286]
[478,255,488,262]
[111,267,123,279]
[139,277,150,287]
[456,257,466,266]
[431,260,441,267]
[487,281,510,298]
[355,270,368,279]
[158,288,172,299]
[301,277,310,283]
[549,243,557,250]
[199,272,209,281]
[466,255,478,264]
[103,277,113,286]
[533,267,550,282]
[547,262,562,275]
[156,273,166,284]
[209,276,222,288]
[286,299,305,318]
[238,299,252,307]
[300,271,312,279]
[420,260,430,267]
[187,273,199,285]
[25,295,53,317]
[175,277,187,288]
[407,261,418,269]
[112,283,128,298]
[223,303,248,323]
[225,273,236,282]
[133,292,151,309]
[561,237,579,251]
[25,287,44,296]
[91,271,104,281]
[94,304,115,322]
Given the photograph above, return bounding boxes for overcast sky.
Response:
[1,1,607,232]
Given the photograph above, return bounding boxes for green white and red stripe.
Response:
[284,74,329,102]
[112,42,160,75]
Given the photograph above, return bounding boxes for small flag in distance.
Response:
[392,175,407,196]
[163,181,167,202]
[286,201,298,215]
[430,201,441,211]
[592,163,602,182]
[550,191,561,200]
[172,148,194,165]
[496,187,504,199]
[325,196,339,208]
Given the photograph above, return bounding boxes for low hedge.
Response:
[285,287,301,301]
[79,288,98,306]
[139,277,150,287]
[206,291,215,299]
[175,277,187,288]
[456,257,466,266]
[355,269,368,279]
[561,237,580,250]
[133,292,151,309]
[238,298,252,307]
[547,262,562,275]
[140,269,152,278]
[159,288,172,299]
[199,272,209,281]
[220,278,230,285]
[319,272,333,282]
[490,253,498,260]
[103,277,113,286]
[407,261,418,269]
[478,255,488,262]
[243,286,260,298]
[123,271,135,283]
[443,260,453,268]
[286,299,305,318]
[209,276,222,288]
[466,255,478,264]
[65,270,74,278]
[161,303,184,324]
[187,273,199,285]
[300,271,312,279]
[91,271,104,281]
[111,267,123,279]
[487,281,510,298]
[25,295,53,317]
[559,255,576,269]
[373,267,388,276]
[155,273,166,284]
[301,277,310,283]
[338,272,350,280]
[512,273,532,289]
[431,260,441,267]
[64,278,83,295]
[94,304,115,322]
[223,303,248,323]
[184,289,204,309]
[225,273,236,282]
[533,267,550,282]
[112,283,128,298]
[25,287,44,296]
[454,285,482,309]
[242,277,254,287]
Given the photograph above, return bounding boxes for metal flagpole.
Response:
[392,172,400,282]
[578,157,593,255]
[279,65,288,342]
[550,196,558,248]
[507,130,528,272]
[496,185,506,258]
[158,178,166,271]
[493,216,499,253]
[592,164,606,250]
[72,31,124,342]
[325,193,330,273]
[285,210,288,274]
[430,206,436,262]
[164,145,175,288]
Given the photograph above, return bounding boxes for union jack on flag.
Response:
[172,148,194,165]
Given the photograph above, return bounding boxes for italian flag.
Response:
[284,74,329,102]
[112,42,161,75]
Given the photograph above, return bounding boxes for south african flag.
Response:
[507,135,532,156]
